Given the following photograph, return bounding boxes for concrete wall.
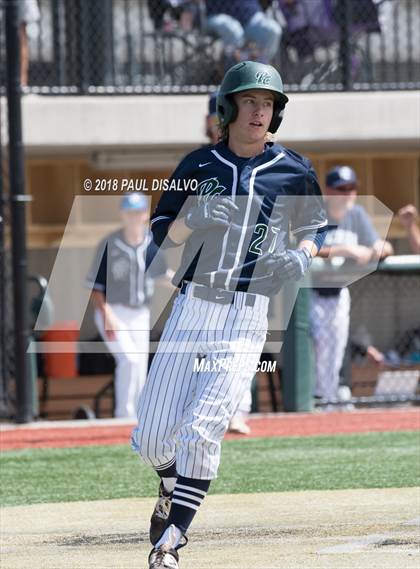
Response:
[21,90,420,156]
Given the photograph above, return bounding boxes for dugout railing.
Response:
[0,0,419,95]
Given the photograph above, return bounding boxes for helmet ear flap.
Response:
[268,102,286,133]
[226,94,238,124]
[217,93,237,127]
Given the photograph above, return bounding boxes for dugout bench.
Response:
[37,374,114,420]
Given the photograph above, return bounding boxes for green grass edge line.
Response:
[1,430,419,508]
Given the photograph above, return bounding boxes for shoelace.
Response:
[156,496,171,517]
[154,549,166,564]
[152,548,177,568]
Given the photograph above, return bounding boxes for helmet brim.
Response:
[227,83,289,106]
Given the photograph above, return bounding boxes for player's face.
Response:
[325,184,357,213]
[230,90,274,143]
[121,209,149,227]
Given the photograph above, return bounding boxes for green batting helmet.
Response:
[217,61,289,133]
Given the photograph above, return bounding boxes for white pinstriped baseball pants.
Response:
[310,288,351,401]
[131,283,269,479]
[94,305,149,419]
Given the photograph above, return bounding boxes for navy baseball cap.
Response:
[120,194,148,211]
[208,91,218,117]
[326,166,358,189]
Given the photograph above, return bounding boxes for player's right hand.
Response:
[103,313,121,341]
[185,197,239,230]
[398,204,418,227]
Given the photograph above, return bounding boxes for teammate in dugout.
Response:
[87,194,170,419]
[131,61,328,569]
[310,166,393,407]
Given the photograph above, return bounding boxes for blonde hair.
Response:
[219,124,229,143]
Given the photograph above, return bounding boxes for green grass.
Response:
[1,431,419,508]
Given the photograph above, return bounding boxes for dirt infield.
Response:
[1,408,419,451]
[1,487,419,569]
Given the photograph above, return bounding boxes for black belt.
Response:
[180,281,256,307]
[313,287,342,297]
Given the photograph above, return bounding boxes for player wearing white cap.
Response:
[87,194,168,418]
[311,166,393,406]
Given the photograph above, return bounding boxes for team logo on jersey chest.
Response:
[111,258,130,280]
[197,177,227,203]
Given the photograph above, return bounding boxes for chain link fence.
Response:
[0,0,419,94]
[312,261,420,409]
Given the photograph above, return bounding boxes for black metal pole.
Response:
[0,0,4,414]
[0,97,7,417]
[5,0,33,423]
[77,0,90,94]
[52,0,66,87]
[338,0,352,90]
[88,0,114,87]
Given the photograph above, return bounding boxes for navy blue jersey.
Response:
[151,141,327,293]
[87,229,167,307]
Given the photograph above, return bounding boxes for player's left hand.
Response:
[264,248,312,281]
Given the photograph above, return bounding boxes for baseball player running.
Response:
[131,61,327,568]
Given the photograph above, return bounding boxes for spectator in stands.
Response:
[398,204,420,254]
[310,166,393,409]
[147,0,198,32]
[18,0,41,87]
[205,0,282,66]
[86,195,171,419]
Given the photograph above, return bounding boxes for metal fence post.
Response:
[52,0,66,87]
[85,0,114,87]
[337,0,352,90]
[77,0,89,93]
[5,0,33,423]
[0,99,7,417]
